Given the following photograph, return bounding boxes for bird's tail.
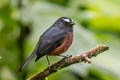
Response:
[19,52,36,72]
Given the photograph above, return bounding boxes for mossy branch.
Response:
[28,44,109,80]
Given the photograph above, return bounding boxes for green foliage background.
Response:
[0,0,120,80]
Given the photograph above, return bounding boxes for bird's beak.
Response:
[70,22,75,25]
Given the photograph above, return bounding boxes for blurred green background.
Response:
[0,0,120,80]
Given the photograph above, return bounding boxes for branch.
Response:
[28,44,109,80]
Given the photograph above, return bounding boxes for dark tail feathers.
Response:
[19,52,36,72]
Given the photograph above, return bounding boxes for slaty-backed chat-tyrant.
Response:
[19,17,75,72]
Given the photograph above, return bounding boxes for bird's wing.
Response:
[35,27,66,61]
[19,27,66,71]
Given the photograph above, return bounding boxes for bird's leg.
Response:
[57,54,72,58]
[46,56,51,68]
[46,56,57,72]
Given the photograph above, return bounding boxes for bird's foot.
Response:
[57,54,72,58]
[48,64,57,72]
[66,54,72,58]
[48,64,52,69]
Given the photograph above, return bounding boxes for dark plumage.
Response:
[19,17,75,72]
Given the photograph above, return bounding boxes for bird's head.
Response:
[55,17,75,27]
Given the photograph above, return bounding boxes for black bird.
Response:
[19,17,75,72]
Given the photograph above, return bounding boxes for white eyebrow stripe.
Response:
[63,18,70,22]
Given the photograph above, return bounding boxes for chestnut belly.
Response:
[48,32,73,56]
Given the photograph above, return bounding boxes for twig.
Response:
[28,44,109,80]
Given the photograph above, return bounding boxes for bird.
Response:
[19,17,75,72]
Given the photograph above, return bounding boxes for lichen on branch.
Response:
[28,44,109,80]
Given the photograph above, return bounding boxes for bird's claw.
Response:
[66,54,72,58]
[48,64,52,69]
[58,54,72,58]
[48,64,57,72]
